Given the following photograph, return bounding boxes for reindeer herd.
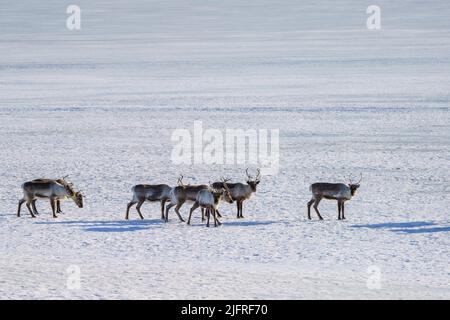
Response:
[16,169,362,226]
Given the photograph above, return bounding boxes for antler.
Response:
[255,168,261,181]
[220,177,232,195]
[221,177,231,183]
[245,168,261,181]
[347,173,362,185]
[245,168,253,180]
[356,173,363,184]
[60,175,73,187]
[345,174,353,184]
[177,175,186,187]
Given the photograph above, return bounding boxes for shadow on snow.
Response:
[351,221,450,234]
[222,220,281,227]
[161,219,281,228]
[35,219,163,232]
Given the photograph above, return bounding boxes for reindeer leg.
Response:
[160,200,166,220]
[236,201,240,219]
[125,201,137,220]
[50,198,57,218]
[17,199,25,217]
[313,197,324,220]
[239,201,244,218]
[174,202,185,222]
[56,200,62,214]
[165,203,176,222]
[216,209,222,218]
[212,209,218,227]
[337,201,342,220]
[206,208,210,227]
[136,200,145,220]
[31,199,39,215]
[307,198,315,220]
[341,202,346,220]
[26,201,36,218]
[188,202,199,225]
[213,209,222,226]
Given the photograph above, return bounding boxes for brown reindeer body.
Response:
[307,175,361,220]
[165,184,208,222]
[31,178,69,214]
[18,179,83,218]
[125,184,172,220]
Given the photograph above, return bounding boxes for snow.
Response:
[0,0,449,299]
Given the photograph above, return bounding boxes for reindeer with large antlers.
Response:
[307,174,362,220]
[212,168,261,219]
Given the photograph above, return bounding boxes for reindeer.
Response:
[165,175,208,222]
[307,174,362,220]
[31,176,71,214]
[125,183,172,220]
[187,181,233,227]
[17,178,83,218]
[212,168,260,219]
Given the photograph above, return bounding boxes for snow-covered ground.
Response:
[0,1,449,299]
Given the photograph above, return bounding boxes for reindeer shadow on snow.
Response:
[35,219,163,232]
[351,221,450,234]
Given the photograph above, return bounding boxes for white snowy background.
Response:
[0,0,449,299]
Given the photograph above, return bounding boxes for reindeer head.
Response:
[245,168,261,192]
[347,173,362,196]
[62,179,84,208]
[73,191,84,208]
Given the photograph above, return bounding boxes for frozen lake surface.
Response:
[0,1,449,299]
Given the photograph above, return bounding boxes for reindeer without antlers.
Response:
[212,168,261,219]
[125,182,172,220]
[307,174,362,220]
[18,177,83,218]
[187,179,233,227]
